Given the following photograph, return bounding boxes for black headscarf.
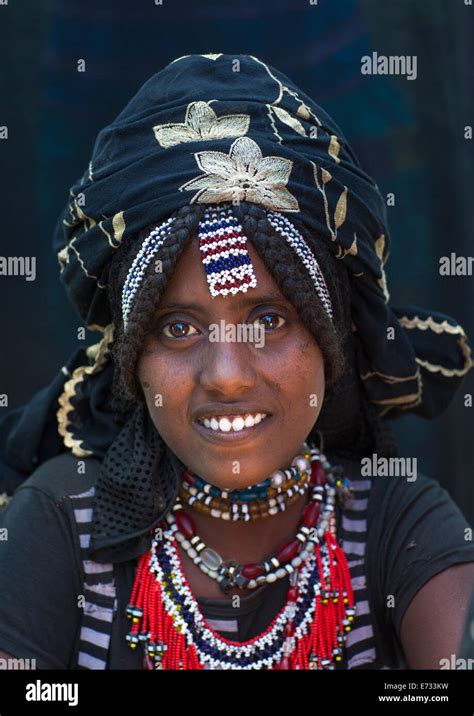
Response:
[0,53,471,494]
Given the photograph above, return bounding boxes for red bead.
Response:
[287,586,299,601]
[311,460,326,486]
[279,657,290,670]
[276,540,300,564]
[175,511,196,539]
[303,501,321,527]
[181,471,195,485]
[284,623,294,637]
[242,563,265,579]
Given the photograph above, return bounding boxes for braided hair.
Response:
[106,202,397,460]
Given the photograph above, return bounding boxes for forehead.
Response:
[157,237,287,308]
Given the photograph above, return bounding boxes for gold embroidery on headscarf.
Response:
[399,315,473,375]
[312,162,347,242]
[271,106,306,136]
[328,135,341,164]
[372,392,422,405]
[371,368,423,416]
[398,315,467,336]
[57,245,70,273]
[170,53,223,64]
[336,233,358,259]
[296,104,311,120]
[180,136,300,211]
[98,212,127,249]
[57,236,98,280]
[99,221,113,246]
[334,188,347,229]
[414,336,473,378]
[56,324,115,457]
[360,368,419,383]
[374,234,390,301]
[249,55,324,128]
[112,211,126,245]
[0,493,11,511]
[153,101,250,148]
[86,323,109,333]
[75,201,96,230]
[266,105,282,143]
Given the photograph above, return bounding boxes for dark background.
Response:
[0,0,472,522]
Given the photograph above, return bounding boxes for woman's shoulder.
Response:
[0,453,98,668]
[11,451,103,505]
[332,450,471,526]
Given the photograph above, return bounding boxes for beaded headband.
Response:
[121,204,333,331]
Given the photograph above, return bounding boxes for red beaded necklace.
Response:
[126,448,356,670]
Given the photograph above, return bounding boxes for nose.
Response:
[198,339,257,396]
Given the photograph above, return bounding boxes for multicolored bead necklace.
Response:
[178,451,312,522]
[126,446,356,669]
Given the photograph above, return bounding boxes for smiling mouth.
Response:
[196,412,269,433]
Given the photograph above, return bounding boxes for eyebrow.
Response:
[156,293,288,311]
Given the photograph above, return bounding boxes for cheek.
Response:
[137,354,192,427]
[285,339,325,421]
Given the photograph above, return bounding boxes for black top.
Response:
[0,451,473,669]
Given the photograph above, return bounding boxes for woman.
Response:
[0,53,473,670]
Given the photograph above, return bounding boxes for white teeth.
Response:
[219,418,232,432]
[232,417,245,431]
[201,413,267,432]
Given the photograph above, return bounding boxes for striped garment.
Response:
[70,487,116,669]
[69,476,382,670]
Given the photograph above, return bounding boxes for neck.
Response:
[181,442,312,565]
[190,487,310,558]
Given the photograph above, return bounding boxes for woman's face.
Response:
[137,238,325,489]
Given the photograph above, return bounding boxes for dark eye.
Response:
[162,321,199,338]
[254,313,286,331]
